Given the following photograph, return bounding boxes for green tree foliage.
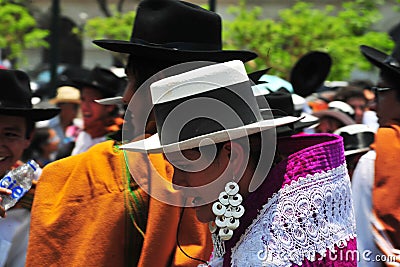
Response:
[223,0,394,81]
[85,10,135,41]
[84,1,396,81]
[85,9,135,63]
[0,0,48,67]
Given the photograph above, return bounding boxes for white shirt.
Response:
[0,209,31,267]
[71,131,107,155]
[362,110,379,133]
[352,150,382,266]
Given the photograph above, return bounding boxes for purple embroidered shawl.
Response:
[222,133,357,266]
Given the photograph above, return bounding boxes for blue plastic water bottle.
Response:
[0,160,41,210]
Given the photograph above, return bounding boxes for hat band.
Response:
[0,99,31,109]
[383,55,400,68]
[342,132,374,152]
[131,38,221,51]
[154,81,261,146]
[256,94,295,116]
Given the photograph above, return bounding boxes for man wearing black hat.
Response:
[0,69,59,266]
[26,0,257,266]
[352,40,400,266]
[70,66,125,155]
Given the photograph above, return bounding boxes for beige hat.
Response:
[49,86,81,104]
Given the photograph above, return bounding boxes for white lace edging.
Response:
[231,164,356,267]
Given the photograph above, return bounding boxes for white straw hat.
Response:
[121,60,300,153]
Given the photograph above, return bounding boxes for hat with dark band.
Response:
[252,87,319,135]
[0,69,60,121]
[120,60,300,153]
[93,0,257,63]
[333,124,375,156]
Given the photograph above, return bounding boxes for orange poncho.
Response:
[373,125,400,248]
[26,140,212,266]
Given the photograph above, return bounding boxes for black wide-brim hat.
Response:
[290,51,332,98]
[252,88,319,136]
[248,70,319,135]
[93,0,257,63]
[73,66,124,98]
[333,124,375,156]
[360,45,400,78]
[0,69,59,121]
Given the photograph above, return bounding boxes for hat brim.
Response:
[360,45,400,76]
[49,98,81,105]
[344,147,371,156]
[290,51,332,98]
[0,107,60,121]
[95,96,123,105]
[93,40,257,63]
[279,115,319,135]
[120,116,300,153]
[260,110,319,135]
[312,110,355,126]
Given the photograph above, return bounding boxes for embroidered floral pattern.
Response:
[231,164,356,267]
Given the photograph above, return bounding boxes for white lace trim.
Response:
[231,164,356,267]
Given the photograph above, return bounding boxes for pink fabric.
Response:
[279,133,345,187]
[223,133,356,266]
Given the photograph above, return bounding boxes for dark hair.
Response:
[334,85,367,103]
[26,118,35,139]
[126,55,183,89]
[349,79,374,90]
[22,127,51,161]
[380,70,400,102]
[192,132,281,173]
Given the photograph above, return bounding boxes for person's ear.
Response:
[24,129,34,149]
[222,141,246,177]
[105,104,116,113]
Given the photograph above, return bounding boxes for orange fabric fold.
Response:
[125,152,213,267]
[373,125,400,248]
[27,140,212,266]
[26,141,137,266]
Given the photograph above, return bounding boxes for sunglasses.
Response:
[371,86,396,103]
[371,86,393,93]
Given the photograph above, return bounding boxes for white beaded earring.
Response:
[210,180,245,257]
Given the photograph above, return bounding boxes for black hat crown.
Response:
[0,69,32,109]
[290,51,332,98]
[0,69,59,121]
[93,0,257,62]
[73,67,124,98]
[132,0,221,50]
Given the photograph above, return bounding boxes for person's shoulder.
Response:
[44,150,84,169]
[85,140,118,154]
[360,149,376,160]
[42,141,118,175]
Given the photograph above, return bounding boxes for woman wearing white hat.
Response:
[122,60,357,266]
